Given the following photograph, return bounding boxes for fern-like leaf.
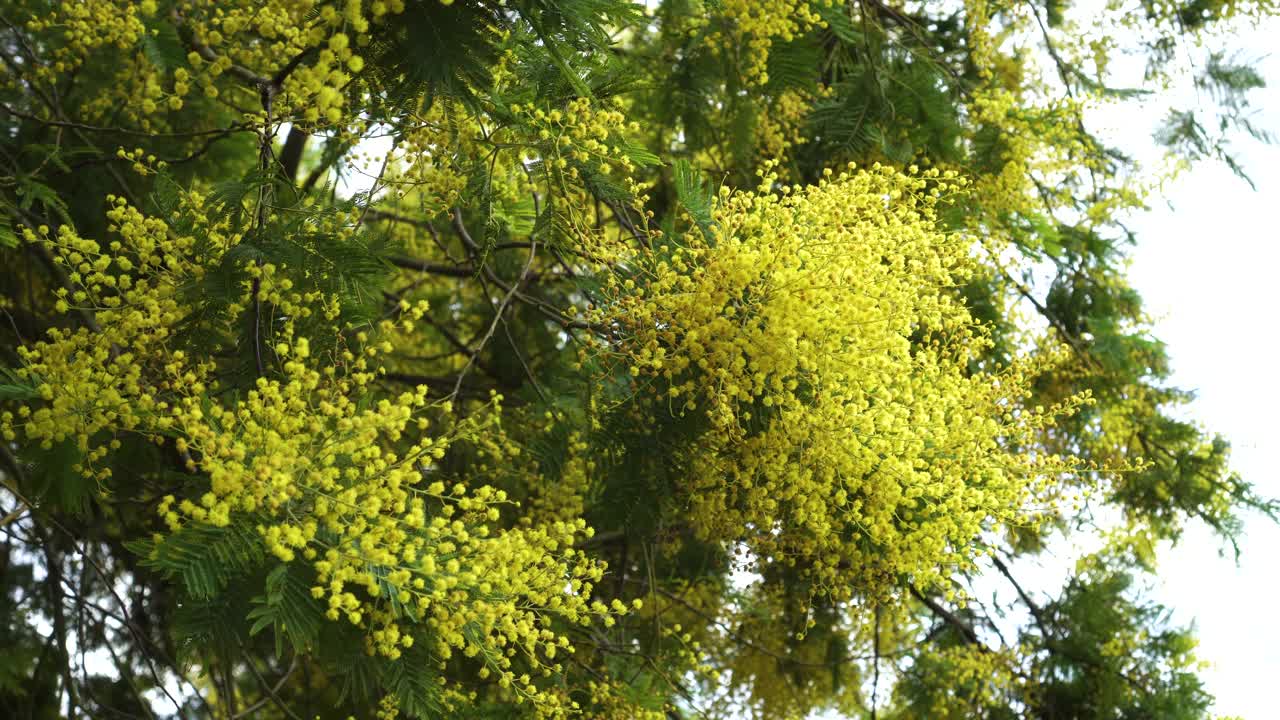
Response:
[247,562,324,658]
[128,521,265,600]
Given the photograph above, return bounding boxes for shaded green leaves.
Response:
[248,563,324,657]
[673,159,714,239]
[128,521,266,600]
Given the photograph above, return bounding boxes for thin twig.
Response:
[449,211,538,400]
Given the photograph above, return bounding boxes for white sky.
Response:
[982,15,1280,719]
[1080,16,1280,720]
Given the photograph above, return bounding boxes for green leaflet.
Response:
[247,562,324,658]
[672,158,715,240]
[128,521,266,600]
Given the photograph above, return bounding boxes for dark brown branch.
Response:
[871,603,881,720]
[380,372,497,399]
[449,209,602,334]
[450,223,538,399]
[990,554,1053,639]
[0,102,251,138]
[270,47,318,89]
[235,647,301,720]
[252,276,265,376]
[988,556,1159,697]
[42,544,80,717]
[277,125,308,183]
[908,585,989,650]
[385,255,476,277]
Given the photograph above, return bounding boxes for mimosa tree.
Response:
[0,1,1273,718]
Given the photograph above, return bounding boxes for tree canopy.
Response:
[0,1,1274,718]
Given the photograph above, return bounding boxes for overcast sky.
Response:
[1080,16,1280,719]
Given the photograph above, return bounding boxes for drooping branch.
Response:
[908,585,990,651]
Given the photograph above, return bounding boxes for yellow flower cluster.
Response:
[707,0,834,84]
[24,0,152,74]
[963,49,1098,229]
[543,680,666,720]
[153,284,631,708]
[596,163,1086,599]
[2,197,202,475]
[365,102,474,220]
[908,644,1023,718]
[753,87,823,166]
[524,431,594,526]
[177,0,396,125]
[2,188,636,716]
[509,97,651,250]
[18,0,443,128]
[958,0,1144,233]
[19,1,190,127]
[514,98,642,181]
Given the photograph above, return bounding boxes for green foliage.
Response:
[381,642,446,717]
[366,1,504,113]
[0,1,1274,719]
[247,563,324,658]
[129,521,266,600]
[672,158,715,239]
